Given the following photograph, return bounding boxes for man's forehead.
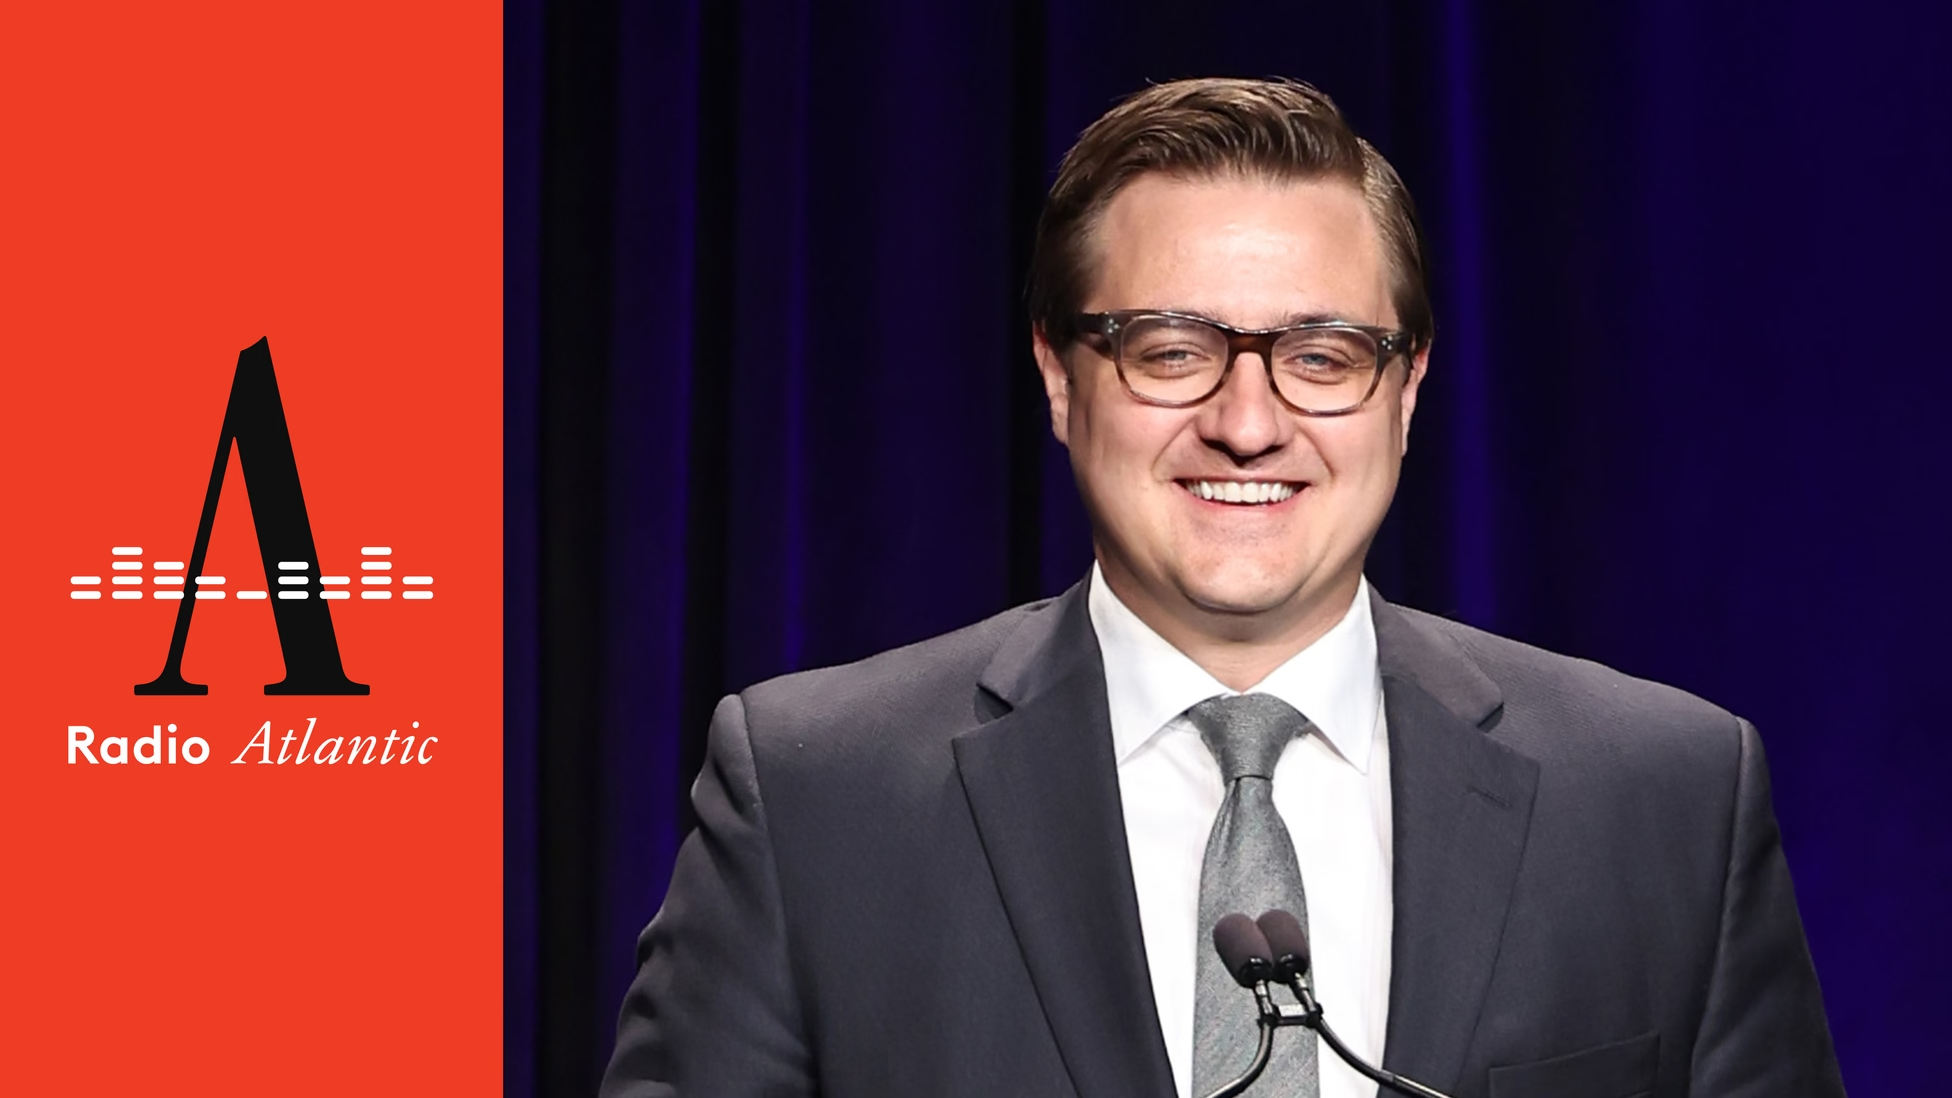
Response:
[1081,172,1392,321]
[1092,172,1378,245]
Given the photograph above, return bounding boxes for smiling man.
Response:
[603,78,1844,1098]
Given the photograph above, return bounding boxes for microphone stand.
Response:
[1199,980,1455,1098]
[1282,978,1452,1098]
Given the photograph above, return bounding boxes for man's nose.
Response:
[1200,352,1286,458]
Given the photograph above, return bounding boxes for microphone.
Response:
[1252,910,1454,1098]
[1255,909,1309,986]
[1213,913,1277,987]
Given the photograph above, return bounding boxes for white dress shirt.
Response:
[1088,564,1392,1098]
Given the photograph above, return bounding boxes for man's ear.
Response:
[1398,341,1429,458]
[1032,324,1072,448]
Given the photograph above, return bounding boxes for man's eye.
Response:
[1135,345,1219,372]
[1282,351,1354,371]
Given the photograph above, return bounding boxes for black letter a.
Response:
[136,339,369,695]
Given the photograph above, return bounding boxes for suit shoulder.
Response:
[737,597,1055,743]
[1390,605,1747,777]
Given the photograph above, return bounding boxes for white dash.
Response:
[195,591,225,600]
[237,591,268,600]
[321,590,350,600]
[402,591,434,600]
[277,576,309,586]
[320,576,350,585]
[361,576,391,585]
[361,561,392,570]
[153,576,184,585]
[112,576,143,585]
[111,546,142,555]
[278,591,309,600]
[112,561,143,570]
[361,591,392,600]
[361,546,392,556]
[153,561,184,570]
[156,591,185,601]
[403,576,434,585]
[112,591,142,600]
[71,590,101,600]
[278,561,309,570]
[71,576,101,585]
[195,576,225,585]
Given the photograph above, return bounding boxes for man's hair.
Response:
[1028,77,1433,355]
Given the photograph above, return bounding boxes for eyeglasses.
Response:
[1069,310,1414,416]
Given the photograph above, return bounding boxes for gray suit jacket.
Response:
[602,582,1845,1097]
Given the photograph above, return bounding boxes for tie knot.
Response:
[1187,694,1307,782]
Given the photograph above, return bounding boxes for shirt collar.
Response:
[1087,563,1382,773]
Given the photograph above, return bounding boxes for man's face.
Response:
[1035,173,1426,648]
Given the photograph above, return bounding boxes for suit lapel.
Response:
[953,584,1177,1098]
[1374,596,1540,1092]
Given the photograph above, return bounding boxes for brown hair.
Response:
[1028,77,1433,354]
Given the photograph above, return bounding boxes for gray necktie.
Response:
[1190,694,1319,1098]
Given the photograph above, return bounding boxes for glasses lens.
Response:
[1116,315,1229,403]
[1270,327,1381,413]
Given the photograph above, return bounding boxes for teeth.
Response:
[1186,481,1297,504]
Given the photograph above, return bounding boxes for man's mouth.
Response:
[1177,479,1301,505]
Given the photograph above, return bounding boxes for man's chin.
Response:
[1172,564,1361,629]
[1179,578,1309,620]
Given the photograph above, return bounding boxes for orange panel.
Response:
[0,3,502,1093]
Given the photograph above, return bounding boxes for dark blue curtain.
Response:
[507,2,1952,1093]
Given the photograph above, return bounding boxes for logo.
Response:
[63,338,436,695]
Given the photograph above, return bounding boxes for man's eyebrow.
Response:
[1150,307,1376,328]
[1170,309,1363,328]
[1272,310,1362,327]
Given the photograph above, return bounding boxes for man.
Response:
[602,78,1844,1097]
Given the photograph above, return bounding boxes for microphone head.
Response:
[1212,912,1276,988]
[1255,909,1311,984]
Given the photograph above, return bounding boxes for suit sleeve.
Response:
[600,694,816,1098]
[1688,718,1846,1095]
